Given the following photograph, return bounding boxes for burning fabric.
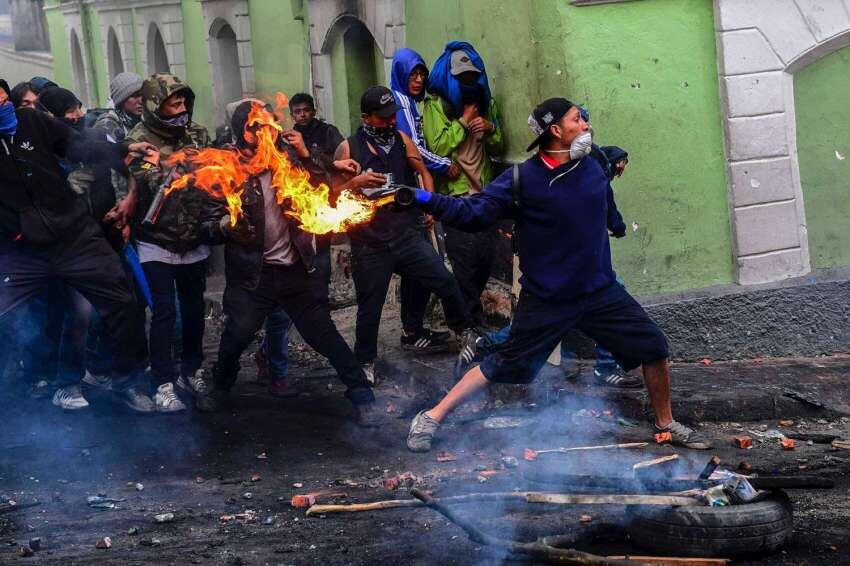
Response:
[159,96,376,235]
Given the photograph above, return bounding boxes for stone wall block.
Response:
[718,30,783,75]
[727,113,789,161]
[794,0,850,42]
[737,248,807,285]
[733,201,801,256]
[729,157,797,208]
[715,0,794,31]
[724,72,786,117]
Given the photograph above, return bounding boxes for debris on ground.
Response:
[579,514,593,523]
[383,472,418,491]
[385,402,399,414]
[733,436,753,449]
[781,438,796,450]
[654,431,672,444]
[291,491,347,508]
[28,538,41,551]
[220,510,257,523]
[242,492,253,500]
[778,419,794,427]
[127,527,139,536]
[256,453,267,459]
[436,451,457,462]
[832,440,850,450]
[154,513,175,523]
[482,416,531,429]
[18,545,34,557]
[86,495,125,510]
[250,474,262,482]
[737,461,752,473]
[523,448,538,461]
[95,537,112,549]
[501,456,519,468]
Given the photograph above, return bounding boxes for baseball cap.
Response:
[526,97,574,152]
[360,85,401,117]
[450,50,480,76]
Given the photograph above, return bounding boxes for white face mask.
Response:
[544,129,593,160]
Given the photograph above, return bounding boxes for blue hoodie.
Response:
[427,41,493,119]
[389,48,451,175]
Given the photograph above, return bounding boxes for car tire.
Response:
[627,490,793,558]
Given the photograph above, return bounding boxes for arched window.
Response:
[147,23,170,74]
[107,27,124,79]
[209,18,244,122]
[69,29,89,107]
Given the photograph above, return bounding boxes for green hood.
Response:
[140,73,196,138]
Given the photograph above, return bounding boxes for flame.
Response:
[164,97,375,234]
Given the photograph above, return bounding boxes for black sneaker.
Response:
[424,328,450,343]
[195,389,229,413]
[353,401,382,428]
[401,330,451,354]
[594,367,643,389]
[454,328,482,378]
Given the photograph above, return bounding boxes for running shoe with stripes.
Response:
[401,329,451,354]
[52,385,90,410]
[594,367,643,388]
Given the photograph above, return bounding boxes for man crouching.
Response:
[195,100,378,424]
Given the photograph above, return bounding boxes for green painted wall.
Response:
[795,45,850,269]
[82,4,107,105]
[248,0,309,101]
[405,0,734,296]
[43,0,71,88]
[330,31,349,136]
[180,0,214,130]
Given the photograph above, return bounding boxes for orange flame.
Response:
[164,97,375,235]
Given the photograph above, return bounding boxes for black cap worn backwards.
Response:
[360,85,401,118]
[526,97,574,152]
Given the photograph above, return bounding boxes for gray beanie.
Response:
[110,72,143,107]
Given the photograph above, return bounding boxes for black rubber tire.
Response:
[627,491,793,558]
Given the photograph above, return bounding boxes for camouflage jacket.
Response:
[127,73,211,254]
[93,108,139,199]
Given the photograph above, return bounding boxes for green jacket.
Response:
[422,95,504,196]
[127,73,211,253]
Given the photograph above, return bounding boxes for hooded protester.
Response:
[126,73,212,412]
[0,76,156,413]
[29,76,57,95]
[422,41,504,327]
[388,48,458,354]
[38,87,85,131]
[195,99,377,420]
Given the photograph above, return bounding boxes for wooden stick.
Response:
[525,493,700,507]
[633,454,679,478]
[410,489,633,566]
[607,557,729,566]
[306,491,700,516]
[534,442,649,455]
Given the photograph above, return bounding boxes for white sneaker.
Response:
[176,369,209,397]
[154,382,187,413]
[52,385,90,410]
[361,362,376,385]
[82,370,113,391]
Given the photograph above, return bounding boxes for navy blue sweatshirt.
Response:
[419,154,617,301]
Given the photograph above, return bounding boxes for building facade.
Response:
[4,0,850,315]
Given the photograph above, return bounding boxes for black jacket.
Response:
[0,108,127,245]
[199,148,320,291]
[295,118,343,175]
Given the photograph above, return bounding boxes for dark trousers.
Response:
[262,307,292,381]
[87,257,149,377]
[444,225,497,325]
[142,259,207,382]
[399,227,433,333]
[351,230,469,363]
[215,262,373,405]
[0,221,146,389]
